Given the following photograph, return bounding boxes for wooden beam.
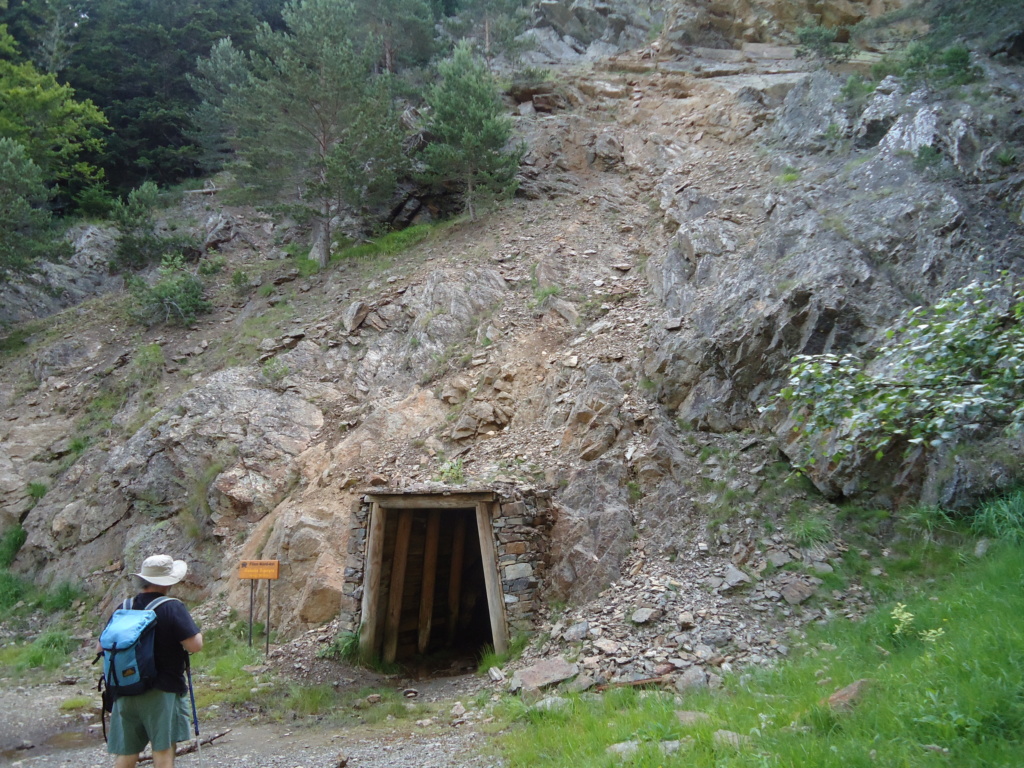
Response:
[367,492,497,509]
[358,503,386,659]
[446,515,466,644]
[417,510,441,654]
[476,501,509,655]
[382,509,414,664]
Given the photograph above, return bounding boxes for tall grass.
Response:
[333,223,437,262]
[970,488,1024,544]
[496,542,1024,768]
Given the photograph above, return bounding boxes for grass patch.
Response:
[495,540,1024,768]
[59,696,94,711]
[969,488,1024,544]
[333,223,438,263]
[478,633,530,674]
[2,630,77,671]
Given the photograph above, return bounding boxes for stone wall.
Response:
[339,488,554,638]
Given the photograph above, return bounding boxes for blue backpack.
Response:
[99,596,178,698]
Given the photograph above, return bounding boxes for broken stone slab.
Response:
[342,301,371,332]
[766,549,793,568]
[562,621,590,642]
[779,579,816,605]
[509,657,579,693]
[565,673,596,693]
[722,564,752,590]
[630,607,661,624]
[594,638,620,655]
[674,666,708,692]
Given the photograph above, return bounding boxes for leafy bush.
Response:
[437,458,465,484]
[773,278,1024,470]
[128,254,211,326]
[197,254,226,275]
[795,24,854,63]
[871,42,980,87]
[260,357,290,385]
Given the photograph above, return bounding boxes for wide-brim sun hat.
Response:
[135,554,188,586]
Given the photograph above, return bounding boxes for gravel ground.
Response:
[3,720,503,768]
[1,670,506,768]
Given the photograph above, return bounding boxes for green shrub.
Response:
[110,182,165,271]
[260,357,290,385]
[198,254,226,275]
[318,630,360,662]
[437,458,465,484]
[73,184,115,218]
[231,269,252,294]
[795,24,854,63]
[771,279,1024,472]
[872,42,980,88]
[128,255,211,326]
[0,526,26,568]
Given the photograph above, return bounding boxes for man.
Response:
[100,555,203,768]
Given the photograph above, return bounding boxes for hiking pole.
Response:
[185,654,201,768]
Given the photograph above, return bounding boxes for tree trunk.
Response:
[311,215,330,268]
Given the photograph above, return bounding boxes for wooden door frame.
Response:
[358,492,509,662]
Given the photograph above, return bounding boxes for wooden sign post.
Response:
[239,560,280,655]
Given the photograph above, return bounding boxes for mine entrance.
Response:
[359,493,509,669]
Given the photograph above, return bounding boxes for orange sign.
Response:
[239,560,280,580]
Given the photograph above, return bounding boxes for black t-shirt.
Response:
[125,592,201,695]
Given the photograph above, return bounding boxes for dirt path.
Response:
[3,719,502,768]
[0,672,505,768]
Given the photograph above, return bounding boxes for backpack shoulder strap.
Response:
[146,596,180,611]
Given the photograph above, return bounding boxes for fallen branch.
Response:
[138,730,231,763]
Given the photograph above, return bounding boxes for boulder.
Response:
[509,657,579,692]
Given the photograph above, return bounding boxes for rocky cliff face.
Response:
[3,2,1024,650]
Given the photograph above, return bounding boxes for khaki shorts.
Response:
[107,688,191,755]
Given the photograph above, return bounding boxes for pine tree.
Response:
[351,0,435,73]
[194,0,407,267]
[420,40,521,220]
[0,137,66,281]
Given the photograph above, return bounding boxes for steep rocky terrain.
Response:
[3,0,1024,732]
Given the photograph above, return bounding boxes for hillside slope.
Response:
[2,7,1024,687]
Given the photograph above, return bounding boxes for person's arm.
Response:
[182,632,203,654]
